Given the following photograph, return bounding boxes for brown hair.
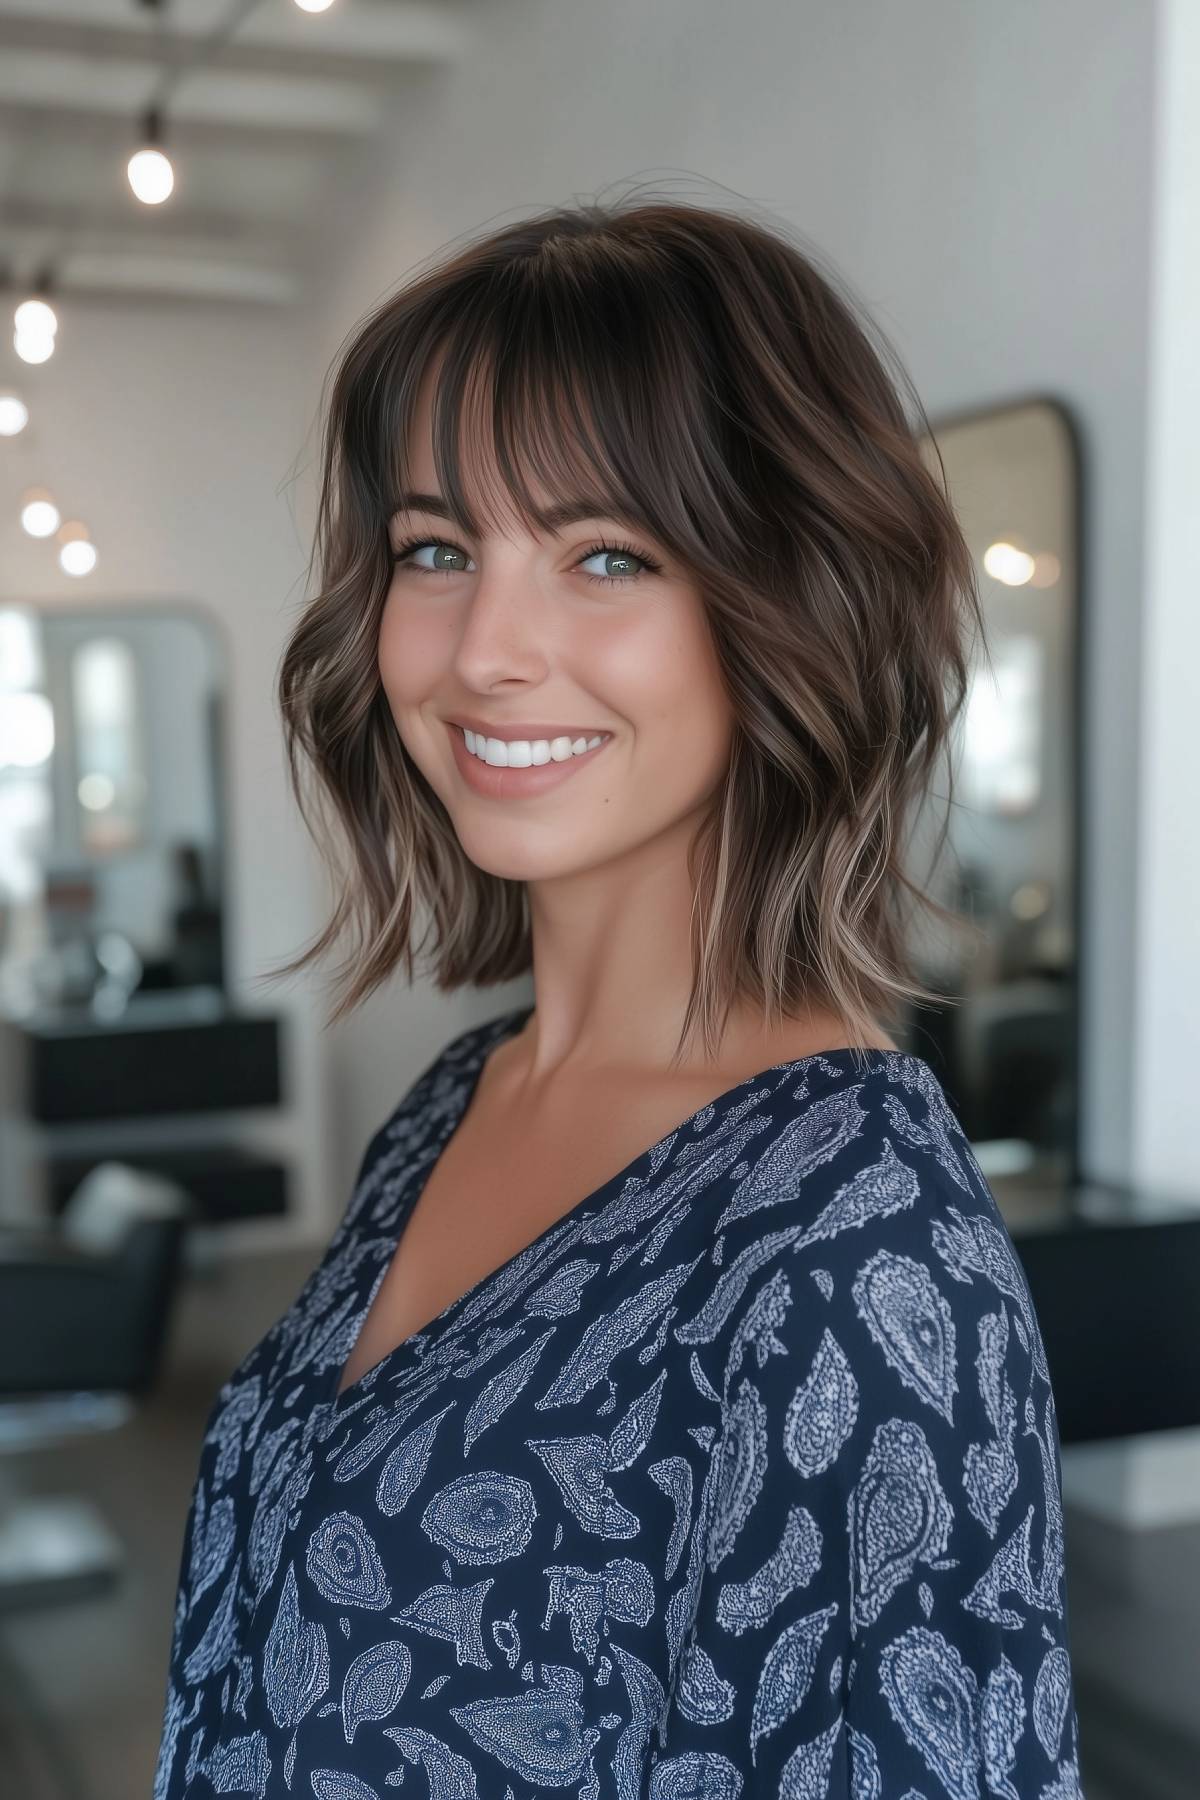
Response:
[267,189,987,1071]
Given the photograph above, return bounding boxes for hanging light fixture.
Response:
[14,332,53,366]
[0,392,29,436]
[20,487,61,538]
[128,105,175,205]
[58,520,98,577]
[13,267,58,363]
[14,297,57,339]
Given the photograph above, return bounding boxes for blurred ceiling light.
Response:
[14,297,57,339]
[128,108,175,205]
[0,393,29,435]
[61,542,99,577]
[294,0,337,10]
[20,487,60,537]
[14,329,54,364]
[58,520,97,577]
[982,539,1037,586]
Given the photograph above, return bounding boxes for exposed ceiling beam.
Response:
[0,196,303,255]
[0,6,467,85]
[43,247,301,305]
[0,2,458,308]
[0,49,385,135]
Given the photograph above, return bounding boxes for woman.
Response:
[153,197,1082,1799]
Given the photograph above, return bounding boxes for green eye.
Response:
[578,546,646,584]
[392,539,473,574]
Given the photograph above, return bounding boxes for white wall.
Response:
[1135,0,1200,1199]
[0,299,335,1256]
[296,0,1159,1203]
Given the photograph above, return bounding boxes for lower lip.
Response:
[448,723,612,798]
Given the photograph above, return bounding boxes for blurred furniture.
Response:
[0,1162,193,1611]
[0,990,290,1230]
[1009,1182,1200,1445]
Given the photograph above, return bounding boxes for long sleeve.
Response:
[652,1125,1083,1799]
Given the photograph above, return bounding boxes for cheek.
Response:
[590,612,733,796]
[377,589,446,708]
[608,607,730,735]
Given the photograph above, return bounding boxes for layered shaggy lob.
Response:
[270,194,985,1068]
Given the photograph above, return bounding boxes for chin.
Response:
[452,827,604,886]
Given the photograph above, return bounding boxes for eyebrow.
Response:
[388,490,640,535]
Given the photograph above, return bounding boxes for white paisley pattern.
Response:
[153,1005,1083,1799]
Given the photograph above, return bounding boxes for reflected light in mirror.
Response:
[1031,552,1062,588]
[1011,879,1053,922]
[0,609,42,689]
[79,773,116,811]
[0,690,55,768]
[983,540,1037,585]
[961,633,1044,815]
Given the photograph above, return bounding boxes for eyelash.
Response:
[390,535,663,587]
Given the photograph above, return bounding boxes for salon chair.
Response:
[0,1161,193,1611]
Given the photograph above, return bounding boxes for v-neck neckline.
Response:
[326,1004,918,1409]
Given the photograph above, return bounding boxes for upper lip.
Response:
[448,716,612,742]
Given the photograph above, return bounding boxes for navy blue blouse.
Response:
[153,1004,1083,1800]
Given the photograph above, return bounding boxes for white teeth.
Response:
[462,728,607,767]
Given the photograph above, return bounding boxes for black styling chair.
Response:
[0,1162,193,1610]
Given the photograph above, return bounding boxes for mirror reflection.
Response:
[0,605,227,1018]
[909,397,1079,1197]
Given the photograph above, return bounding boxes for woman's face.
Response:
[377,374,736,884]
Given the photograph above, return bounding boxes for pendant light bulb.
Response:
[0,393,29,435]
[13,283,57,362]
[128,107,175,205]
[20,487,60,538]
[61,539,98,577]
[14,330,53,365]
[14,297,57,338]
[57,521,96,576]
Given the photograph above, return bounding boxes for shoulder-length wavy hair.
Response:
[268,193,986,1069]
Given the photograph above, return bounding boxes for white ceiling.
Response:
[0,0,471,307]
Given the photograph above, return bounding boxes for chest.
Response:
[336,1066,750,1398]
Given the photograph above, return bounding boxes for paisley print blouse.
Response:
[153,1003,1083,1800]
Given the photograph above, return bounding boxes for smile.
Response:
[447,722,612,799]
[461,726,609,766]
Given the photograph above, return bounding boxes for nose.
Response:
[450,548,554,687]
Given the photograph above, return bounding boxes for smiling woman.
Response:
[152,192,1082,1800]
[267,193,982,1065]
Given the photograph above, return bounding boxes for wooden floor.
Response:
[0,1239,1185,1800]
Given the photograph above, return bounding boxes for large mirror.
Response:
[904,396,1081,1202]
[0,604,228,1018]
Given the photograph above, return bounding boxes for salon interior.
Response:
[0,1,1196,1795]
